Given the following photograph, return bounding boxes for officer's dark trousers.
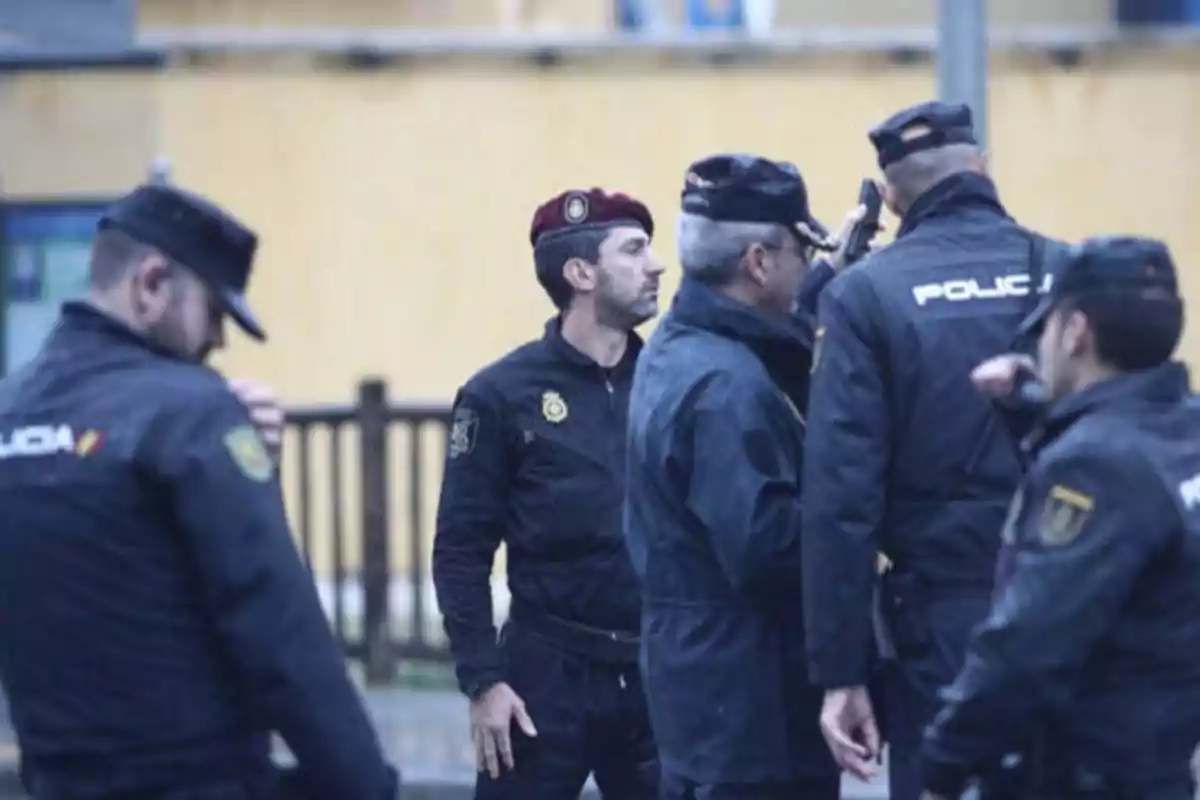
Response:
[979,779,1197,800]
[978,761,1197,800]
[25,747,286,800]
[659,772,840,800]
[475,621,657,799]
[29,767,386,800]
[1056,780,1196,800]
[29,776,278,800]
[883,589,993,800]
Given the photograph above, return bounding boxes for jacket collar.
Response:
[1024,362,1192,456]
[670,278,813,402]
[897,172,1010,239]
[542,315,642,376]
[53,300,182,360]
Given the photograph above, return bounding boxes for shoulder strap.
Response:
[1009,228,1052,353]
[1024,229,1048,318]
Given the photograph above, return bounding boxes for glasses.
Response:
[764,239,815,264]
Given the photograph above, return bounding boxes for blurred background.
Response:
[0,0,1198,793]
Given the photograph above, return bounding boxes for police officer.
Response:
[0,183,400,800]
[431,188,663,799]
[625,154,866,800]
[800,100,1068,800]
[920,236,1200,800]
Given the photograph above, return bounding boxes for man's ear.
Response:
[130,251,172,296]
[128,252,175,313]
[880,179,904,220]
[1063,309,1091,358]
[562,257,598,294]
[972,149,989,176]
[742,243,770,288]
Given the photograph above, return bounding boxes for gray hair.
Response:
[675,212,788,286]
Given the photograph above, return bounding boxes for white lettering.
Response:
[0,425,75,460]
[1180,472,1200,511]
[911,272,1054,307]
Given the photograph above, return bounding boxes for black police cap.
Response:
[680,154,834,250]
[99,183,265,341]
[869,101,978,170]
[1018,235,1179,339]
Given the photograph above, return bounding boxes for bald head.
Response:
[882,143,986,218]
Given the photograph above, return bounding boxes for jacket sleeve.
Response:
[920,446,1172,797]
[431,381,509,697]
[801,275,891,688]
[685,372,804,602]
[143,386,398,800]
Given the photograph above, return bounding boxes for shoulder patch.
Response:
[1038,483,1094,547]
[449,408,479,459]
[223,424,274,483]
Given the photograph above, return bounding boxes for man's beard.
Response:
[596,292,655,330]
[146,314,205,363]
[595,272,656,330]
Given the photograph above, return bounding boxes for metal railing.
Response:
[284,379,453,685]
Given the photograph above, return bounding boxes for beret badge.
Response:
[563,193,590,225]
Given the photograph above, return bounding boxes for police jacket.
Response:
[0,303,397,800]
[624,279,835,784]
[922,363,1200,798]
[801,172,1063,688]
[432,318,642,697]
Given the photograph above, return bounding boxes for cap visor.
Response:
[795,217,836,251]
[220,289,266,342]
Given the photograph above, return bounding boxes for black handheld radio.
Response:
[841,179,884,267]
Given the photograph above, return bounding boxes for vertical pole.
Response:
[937,0,989,151]
[0,200,8,377]
[359,378,395,684]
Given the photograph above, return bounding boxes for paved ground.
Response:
[373,687,891,797]
[0,687,890,799]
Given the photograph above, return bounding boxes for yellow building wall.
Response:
[136,0,1112,32]
[150,54,1200,401]
[137,0,611,32]
[3,50,1198,578]
[0,71,161,196]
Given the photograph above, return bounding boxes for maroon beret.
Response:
[528,188,655,247]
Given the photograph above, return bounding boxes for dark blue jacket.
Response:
[624,279,834,784]
[0,303,397,800]
[922,363,1200,798]
[432,319,643,696]
[801,173,1066,688]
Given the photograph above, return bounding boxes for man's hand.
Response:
[228,378,284,461]
[469,682,537,779]
[828,192,886,272]
[970,354,1037,400]
[820,686,880,782]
